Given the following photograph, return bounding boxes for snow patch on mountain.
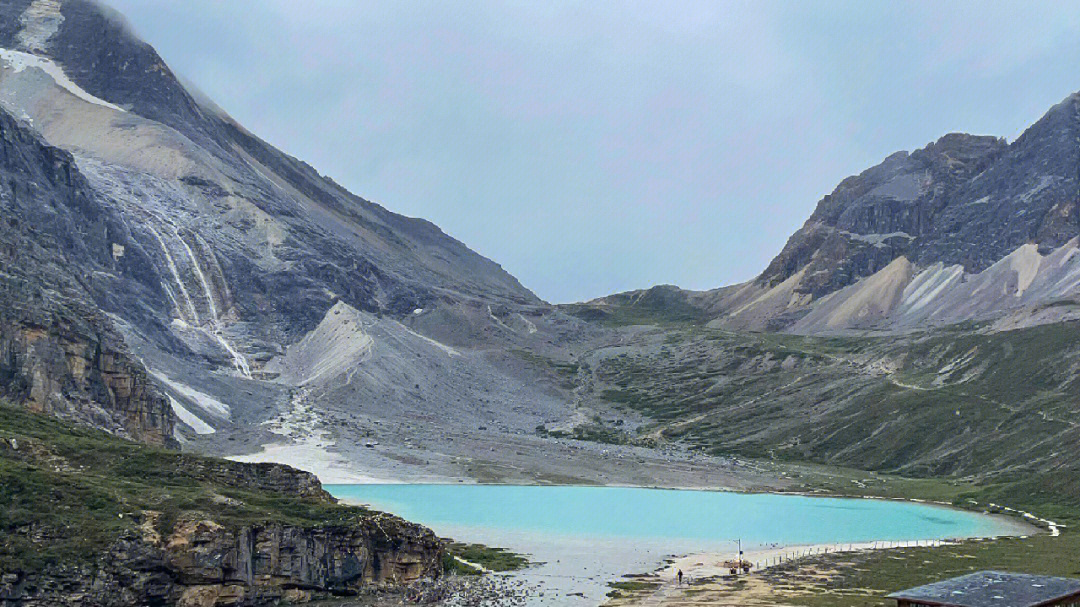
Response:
[152,372,232,420]
[0,47,124,112]
[841,230,915,247]
[167,395,216,435]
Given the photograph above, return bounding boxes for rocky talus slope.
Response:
[0,402,442,607]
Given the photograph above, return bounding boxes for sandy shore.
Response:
[662,538,951,582]
[602,538,1010,606]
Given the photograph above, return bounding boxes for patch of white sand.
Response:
[665,539,947,581]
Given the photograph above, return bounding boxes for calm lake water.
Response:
[326,484,1015,545]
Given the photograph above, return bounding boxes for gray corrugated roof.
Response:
[887,571,1080,607]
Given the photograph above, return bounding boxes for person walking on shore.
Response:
[677,569,683,586]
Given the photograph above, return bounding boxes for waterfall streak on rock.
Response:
[145,222,199,325]
[174,226,220,320]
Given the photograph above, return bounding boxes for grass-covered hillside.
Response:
[0,400,440,579]
[571,321,1080,516]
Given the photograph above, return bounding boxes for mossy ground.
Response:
[607,579,661,599]
[444,541,530,572]
[589,321,1080,513]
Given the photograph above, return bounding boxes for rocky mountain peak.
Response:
[755,88,1080,309]
[0,0,545,446]
[0,0,200,126]
[688,89,1080,332]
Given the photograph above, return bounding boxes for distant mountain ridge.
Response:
[585,92,1080,334]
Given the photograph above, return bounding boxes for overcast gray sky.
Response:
[104,0,1080,303]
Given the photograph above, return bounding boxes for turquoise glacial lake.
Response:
[325,484,1017,546]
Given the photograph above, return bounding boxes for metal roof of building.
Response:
[887,571,1080,607]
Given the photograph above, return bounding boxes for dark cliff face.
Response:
[0,106,176,446]
[760,133,1008,297]
[759,93,1080,300]
[0,516,443,607]
[917,95,1080,267]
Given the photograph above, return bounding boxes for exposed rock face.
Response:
[165,517,440,601]
[0,308,174,447]
[0,513,442,607]
[169,458,334,502]
[0,405,444,607]
[763,95,1080,300]
[761,133,1009,298]
[0,102,175,445]
[0,0,539,327]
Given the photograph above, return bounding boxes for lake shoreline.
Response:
[333,481,1046,537]
[332,484,1037,606]
[648,536,1012,586]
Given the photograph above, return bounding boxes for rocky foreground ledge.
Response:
[0,402,443,607]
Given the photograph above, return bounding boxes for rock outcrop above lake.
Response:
[0,403,443,607]
[0,515,442,607]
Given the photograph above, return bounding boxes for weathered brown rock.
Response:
[0,512,443,606]
[0,312,175,447]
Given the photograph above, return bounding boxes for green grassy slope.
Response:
[580,322,1080,514]
[0,401,376,571]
